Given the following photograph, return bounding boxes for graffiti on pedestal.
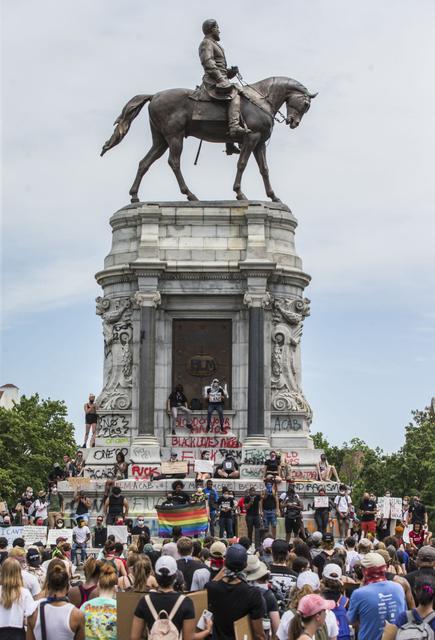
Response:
[243,449,272,465]
[130,465,160,480]
[174,416,232,432]
[97,414,130,439]
[288,469,318,480]
[86,447,129,464]
[84,466,117,480]
[272,416,304,433]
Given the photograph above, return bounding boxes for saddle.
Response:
[189,84,272,123]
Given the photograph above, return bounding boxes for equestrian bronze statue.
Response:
[101,19,317,203]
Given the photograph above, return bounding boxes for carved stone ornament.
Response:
[95,296,134,411]
[133,291,162,308]
[243,291,272,309]
[271,297,312,418]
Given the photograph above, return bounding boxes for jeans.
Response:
[263,509,277,527]
[207,403,224,430]
[171,405,192,430]
[219,515,233,538]
[314,509,329,534]
[72,542,87,564]
[246,514,261,548]
[209,512,216,536]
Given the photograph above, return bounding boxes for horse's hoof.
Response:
[130,195,139,203]
[236,193,248,201]
[187,193,199,201]
[271,196,282,203]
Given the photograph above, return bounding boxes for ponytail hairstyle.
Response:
[98,562,118,590]
[289,584,314,610]
[84,557,101,583]
[0,558,23,609]
[415,575,435,607]
[47,563,69,594]
[40,558,66,595]
[288,612,316,640]
[133,556,152,593]
[104,540,115,556]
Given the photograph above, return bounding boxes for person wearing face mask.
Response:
[132,515,151,539]
[47,484,64,529]
[93,515,107,548]
[30,491,49,526]
[334,485,352,541]
[245,555,280,639]
[217,487,235,538]
[206,378,228,433]
[263,450,283,482]
[18,486,34,525]
[72,517,91,565]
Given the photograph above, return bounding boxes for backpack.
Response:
[333,595,351,639]
[396,610,435,640]
[144,594,185,640]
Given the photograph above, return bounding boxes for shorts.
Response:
[361,520,376,534]
[85,413,98,425]
[263,509,277,527]
[285,518,301,535]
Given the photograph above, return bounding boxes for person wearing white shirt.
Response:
[0,558,38,640]
[72,519,91,565]
[334,485,352,541]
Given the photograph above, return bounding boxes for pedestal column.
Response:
[132,291,161,450]
[243,292,271,447]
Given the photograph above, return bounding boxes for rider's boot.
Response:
[225,143,240,155]
[228,94,251,136]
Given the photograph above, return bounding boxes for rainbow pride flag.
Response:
[156,502,209,538]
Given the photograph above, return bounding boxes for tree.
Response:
[0,394,76,506]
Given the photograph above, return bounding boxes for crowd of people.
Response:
[0,515,434,639]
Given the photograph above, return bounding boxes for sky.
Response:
[2,1,435,451]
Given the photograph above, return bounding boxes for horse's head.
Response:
[286,90,317,129]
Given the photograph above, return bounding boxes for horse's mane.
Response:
[252,76,309,97]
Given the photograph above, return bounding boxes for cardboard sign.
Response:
[314,496,329,508]
[194,459,214,474]
[47,528,73,545]
[116,592,142,640]
[107,525,128,544]
[234,615,253,640]
[160,461,188,475]
[0,501,7,513]
[377,497,402,519]
[68,477,91,488]
[23,525,47,545]
[187,590,208,625]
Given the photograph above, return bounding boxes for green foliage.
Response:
[0,394,76,506]
[312,407,435,528]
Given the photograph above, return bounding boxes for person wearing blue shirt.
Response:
[204,479,219,536]
[348,552,406,640]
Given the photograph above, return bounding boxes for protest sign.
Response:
[194,459,214,474]
[116,592,142,640]
[47,528,73,545]
[2,526,24,546]
[314,496,329,508]
[68,477,91,489]
[23,525,47,545]
[234,615,253,640]
[107,525,128,544]
[161,461,188,475]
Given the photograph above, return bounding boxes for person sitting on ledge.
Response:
[215,453,240,479]
[263,450,283,482]
[167,384,193,435]
[316,453,340,483]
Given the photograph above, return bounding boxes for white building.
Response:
[0,383,20,409]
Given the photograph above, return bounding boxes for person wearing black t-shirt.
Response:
[245,487,262,548]
[104,486,129,525]
[263,451,283,481]
[206,378,227,433]
[408,496,428,526]
[207,544,265,640]
[261,480,279,538]
[167,384,193,434]
[131,555,211,640]
[359,491,377,535]
[218,488,235,538]
[171,481,190,505]
[216,453,240,479]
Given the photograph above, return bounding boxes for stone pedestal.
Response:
[92,200,319,480]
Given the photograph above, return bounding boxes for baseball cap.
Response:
[298,594,335,616]
[311,531,323,543]
[360,552,386,568]
[26,548,41,567]
[296,570,320,590]
[56,536,68,544]
[210,541,226,558]
[322,532,334,543]
[417,545,435,563]
[271,539,289,555]
[225,543,247,571]
[262,537,274,550]
[155,555,177,576]
[322,563,343,580]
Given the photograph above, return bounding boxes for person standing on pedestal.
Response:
[167,384,193,435]
[206,378,227,433]
[83,393,98,448]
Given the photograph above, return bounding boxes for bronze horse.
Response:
[101,76,316,203]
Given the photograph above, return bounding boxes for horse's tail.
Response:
[100,94,153,156]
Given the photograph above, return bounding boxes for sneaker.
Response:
[186,423,193,431]
[82,443,86,448]
[172,429,176,435]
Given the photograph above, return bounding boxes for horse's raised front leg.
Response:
[167,134,198,201]
[233,133,261,200]
[129,126,168,203]
[253,142,281,203]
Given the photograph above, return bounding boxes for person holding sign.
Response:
[314,488,331,535]
[205,378,228,433]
